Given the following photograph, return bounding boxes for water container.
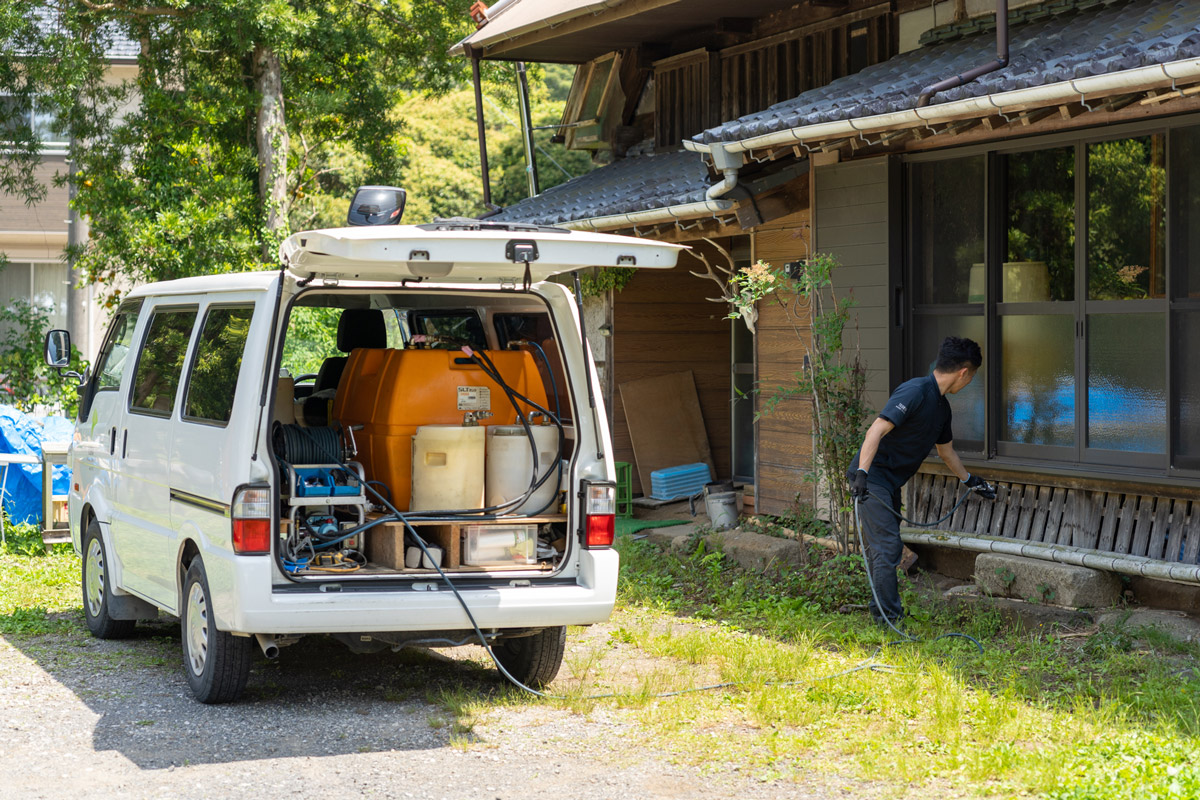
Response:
[410,425,485,512]
[486,424,560,515]
[705,491,738,530]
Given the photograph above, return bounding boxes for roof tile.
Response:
[697,0,1200,145]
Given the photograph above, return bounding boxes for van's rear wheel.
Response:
[81,520,135,639]
[181,558,251,704]
[493,626,566,688]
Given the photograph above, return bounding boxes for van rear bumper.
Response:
[215,550,619,635]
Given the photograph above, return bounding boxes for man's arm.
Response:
[856,416,896,473]
[935,441,970,482]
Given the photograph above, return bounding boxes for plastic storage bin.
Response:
[461,524,537,566]
[649,462,712,501]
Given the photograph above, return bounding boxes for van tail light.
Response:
[581,481,616,548]
[232,486,272,555]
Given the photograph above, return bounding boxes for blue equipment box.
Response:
[294,467,360,497]
[649,462,712,501]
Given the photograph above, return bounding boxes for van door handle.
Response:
[121,429,128,458]
[109,427,116,455]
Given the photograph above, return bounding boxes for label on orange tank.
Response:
[457,386,491,410]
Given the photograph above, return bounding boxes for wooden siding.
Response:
[909,472,1200,566]
[754,208,815,517]
[654,49,718,149]
[719,8,893,122]
[613,242,733,495]
[815,156,891,412]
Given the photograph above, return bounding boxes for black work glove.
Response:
[963,473,997,501]
[849,469,869,499]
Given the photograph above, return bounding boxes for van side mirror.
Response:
[44,329,85,384]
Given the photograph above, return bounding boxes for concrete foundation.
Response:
[975,552,1122,609]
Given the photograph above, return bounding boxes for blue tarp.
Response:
[0,405,73,526]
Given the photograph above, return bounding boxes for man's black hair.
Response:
[935,336,982,372]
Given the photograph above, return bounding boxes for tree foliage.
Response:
[2,0,483,307]
[0,299,87,415]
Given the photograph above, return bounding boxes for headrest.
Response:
[337,308,387,352]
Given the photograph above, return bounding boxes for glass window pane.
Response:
[282,306,340,377]
[183,307,253,424]
[1000,315,1074,446]
[1175,311,1200,461]
[912,315,985,445]
[1170,125,1200,300]
[1087,136,1165,300]
[1087,313,1165,453]
[95,302,141,391]
[910,157,985,304]
[131,308,197,415]
[1005,147,1075,302]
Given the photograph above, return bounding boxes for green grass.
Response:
[3,513,1200,798]
[613,534,1200,798]
[0,521,81,635]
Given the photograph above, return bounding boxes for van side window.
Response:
[94,301,143,391]
[130,307,198,416]
[182,306,254,425]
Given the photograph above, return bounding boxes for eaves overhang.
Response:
[684,57,1200,158]
[453,0,803,63]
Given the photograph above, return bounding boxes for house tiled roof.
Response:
[487,149,712,225]
[695,0,1200,145]
[33,7,139,60]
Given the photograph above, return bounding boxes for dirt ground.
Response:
[0,610,883,800]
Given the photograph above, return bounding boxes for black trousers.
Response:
[856,484,904,623]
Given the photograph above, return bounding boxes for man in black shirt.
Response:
[847,336,992,624]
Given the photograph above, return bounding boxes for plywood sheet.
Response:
[619,370,714,492]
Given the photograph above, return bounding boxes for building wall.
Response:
[753,208,816,517]
[612,242,734,495]
[814,156,892,413]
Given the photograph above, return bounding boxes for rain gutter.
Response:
[903,529,1200,586]
[560,198,735,232]
[682,57,1200,156]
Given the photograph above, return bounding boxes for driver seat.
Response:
[300,309,387,426]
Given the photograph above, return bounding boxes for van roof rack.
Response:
[416,217,570,235]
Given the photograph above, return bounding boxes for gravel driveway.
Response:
[0,615,873,800]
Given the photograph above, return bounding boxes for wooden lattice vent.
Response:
[906,473,1200,565]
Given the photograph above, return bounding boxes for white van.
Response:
[45,219,682,703]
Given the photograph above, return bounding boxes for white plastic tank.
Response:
[410,425,486,512]
[486,424,561,515]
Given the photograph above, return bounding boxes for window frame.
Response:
[0,94,69,152]
[903,113,1200,483]
[179,303,256,429]
[126,304,200,419]
[92,299,144,394]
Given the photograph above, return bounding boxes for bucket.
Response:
[689,481,739,529]
[704,491,738,530]
[410,425,485,512]
[485,424,560,514]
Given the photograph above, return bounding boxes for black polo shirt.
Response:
[850,374,953,493]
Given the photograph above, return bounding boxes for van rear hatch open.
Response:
[280,221,683,284]
[267,223,683,585]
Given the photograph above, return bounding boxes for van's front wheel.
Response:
[493,626,566,689]
[181,558,251,704]
[81,520,135,639]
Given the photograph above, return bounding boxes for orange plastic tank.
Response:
[332,348,550,510]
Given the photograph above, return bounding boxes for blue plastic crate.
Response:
[649,462,712,501]
[294,467,360,497]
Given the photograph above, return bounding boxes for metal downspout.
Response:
[706,145,745,200]
[918,0,1009,107]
